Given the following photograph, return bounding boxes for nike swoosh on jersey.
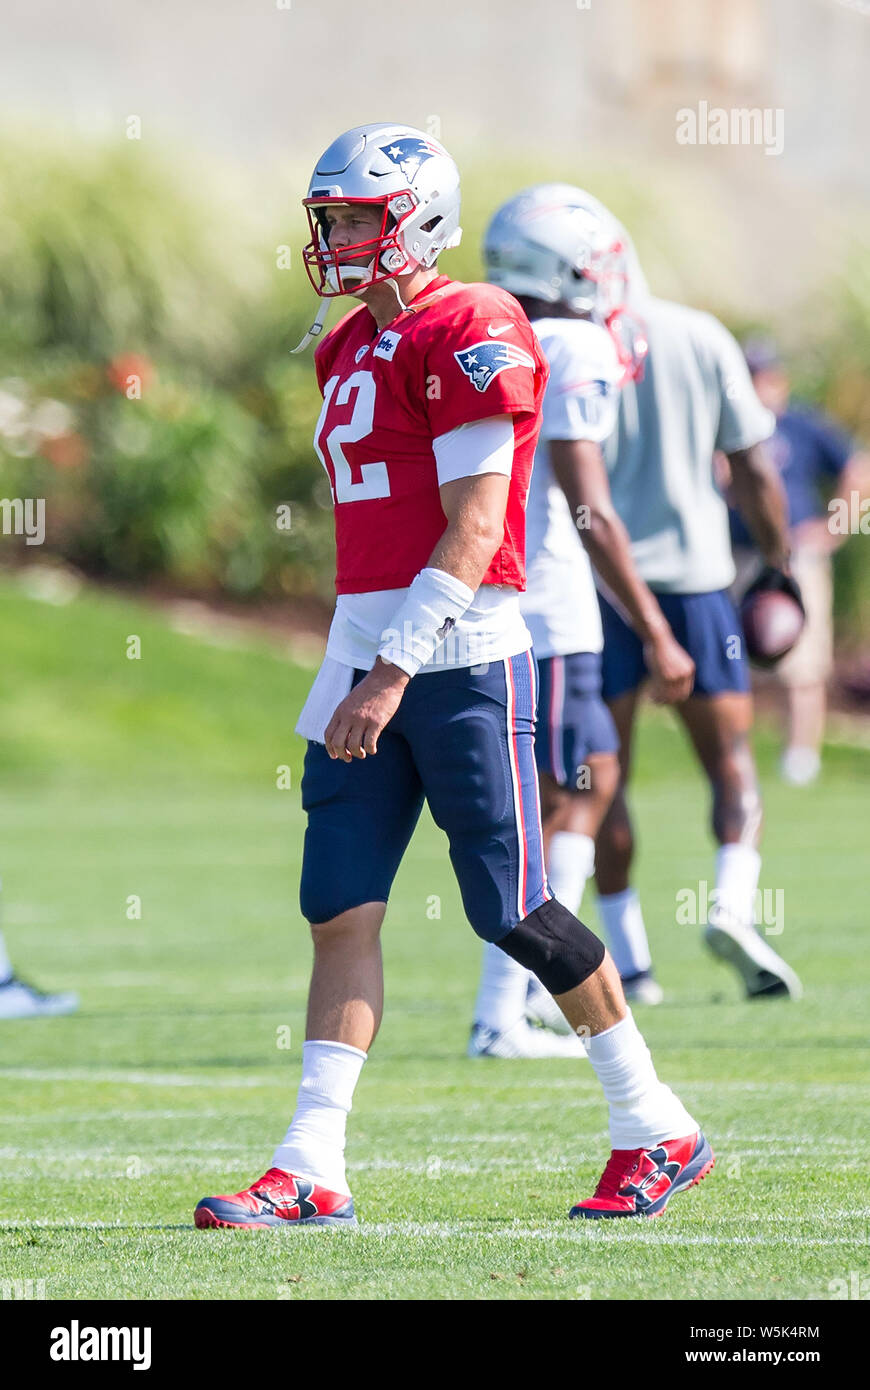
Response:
[487,322,514,337]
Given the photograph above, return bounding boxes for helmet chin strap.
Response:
[383,274,410,314]
[292,274,414,355]
[291,297,331,354]
[290,261,370,354]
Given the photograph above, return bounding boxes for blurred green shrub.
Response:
[0,135,332,598]
[0,136,265,375]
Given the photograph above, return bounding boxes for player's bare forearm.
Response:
[550,439,695,702]
[550,441,661,640]
[728,443,790,570]
[813,451,870,552]
[430,472,510,589]
[842,450,870,500]
[583,513,666,640]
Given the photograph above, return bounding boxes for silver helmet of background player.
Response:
[483,183,641,320]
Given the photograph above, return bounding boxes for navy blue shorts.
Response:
[299,651,552,943]
[535,652,620,789]
[598,589,750,701]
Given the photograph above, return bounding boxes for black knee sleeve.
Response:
[497,898,605,994]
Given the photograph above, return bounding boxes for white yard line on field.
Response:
[0,1217,862,1248]
[2,1151,867,1180]
[0,1110,223,1124]
[0,1067,279,1089]
[358,1223,865,1246]
[2,1066,867,1098]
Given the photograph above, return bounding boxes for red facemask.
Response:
[302,197,414,297]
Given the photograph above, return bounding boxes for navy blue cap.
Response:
[743,337,782,375]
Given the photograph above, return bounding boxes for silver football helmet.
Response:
[302,123,462,298]
[483,183,633,319]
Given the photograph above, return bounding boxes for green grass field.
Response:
[0,575,868,1301]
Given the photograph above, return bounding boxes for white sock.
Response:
[587,1011,697,1149]
[474,942,530,1033]
[714,844,761,929]
[271,1040,366,1195]
[597,889,652,978]
[781,746,821,786]
[547,831,595,915]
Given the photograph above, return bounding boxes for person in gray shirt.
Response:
[590,207,803,1002]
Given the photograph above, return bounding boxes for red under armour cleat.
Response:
[194,1167,357,1230]
[569,1131,715,1219]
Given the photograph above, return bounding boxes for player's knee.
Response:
[496,899,605,994]
[585,751,621,809]
[300,852,392,927]
[307,901,386,944]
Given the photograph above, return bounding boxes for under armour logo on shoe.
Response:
[625,1146,682,1210]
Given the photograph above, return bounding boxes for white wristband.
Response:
[378,567,476,677]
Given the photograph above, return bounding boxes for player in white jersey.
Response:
[468,186,695,1057]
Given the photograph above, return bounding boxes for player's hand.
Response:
[325,659,411,762]
[644,629,696,704]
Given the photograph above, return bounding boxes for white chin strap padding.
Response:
[291,298,331,355]
[326,257,376,294]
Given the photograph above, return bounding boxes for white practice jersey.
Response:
[520,317,622,659]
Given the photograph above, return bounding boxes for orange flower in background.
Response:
[107,353,155,396]
[39,432,89,469]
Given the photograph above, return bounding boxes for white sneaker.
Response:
[780,747,821,787]
[467,1018,588,1059]
[703,912,803,1000]
[524,979,573,1034]
[0,975,79,1019]
[621,972,665,1006]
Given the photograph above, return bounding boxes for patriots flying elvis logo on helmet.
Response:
[380,137,439,183]
[454,341,535,393]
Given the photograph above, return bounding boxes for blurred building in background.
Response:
[1,1,864,178]
[3,0,869,312]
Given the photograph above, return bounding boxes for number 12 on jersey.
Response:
[314,371,392,503]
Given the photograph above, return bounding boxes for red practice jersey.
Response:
[312,275,548,595]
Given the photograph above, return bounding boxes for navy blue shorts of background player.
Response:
[535,652,619,790]
[598,589,750,702]
[299,650,552,943]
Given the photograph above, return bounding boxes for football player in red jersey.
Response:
[195,125,713,1229]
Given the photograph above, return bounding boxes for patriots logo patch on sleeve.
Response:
[380,137,438,182]
[454,340,536,393]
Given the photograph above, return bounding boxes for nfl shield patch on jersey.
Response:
[454,340,536,393]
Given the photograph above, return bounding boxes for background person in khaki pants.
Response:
[729,341,869,786]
